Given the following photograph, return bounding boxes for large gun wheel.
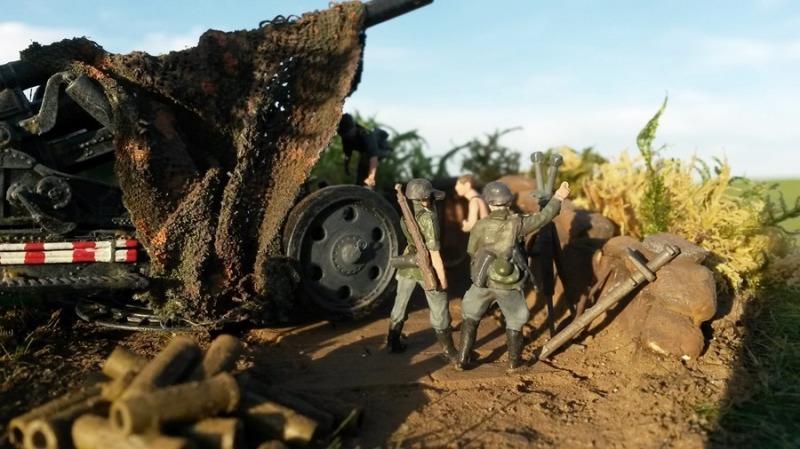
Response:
[283,185,402,320]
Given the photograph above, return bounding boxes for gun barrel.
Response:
[0,60,48,90]
[363,0,434,28]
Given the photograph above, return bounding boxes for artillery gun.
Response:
[0,0,433,330]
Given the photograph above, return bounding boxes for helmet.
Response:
[492,258,514,276]
[405,179,445,201]
[489,258,522,285]
[483,181,513,206]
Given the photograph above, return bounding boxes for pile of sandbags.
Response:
[8,335,361,449]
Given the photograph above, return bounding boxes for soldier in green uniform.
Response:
[337,113,392,188]
[456,180,570,371]
[387,179,457,361]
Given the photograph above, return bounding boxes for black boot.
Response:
[506,329,525,371]
[435,328,458,362]
[455,319,479,370]
[387,322,407,353]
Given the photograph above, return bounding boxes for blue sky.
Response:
[3,0,798,179]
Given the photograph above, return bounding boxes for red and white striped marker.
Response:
[0,239,139,265]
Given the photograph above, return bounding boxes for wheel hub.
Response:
[333,235,368,274]
[282,185,403,320]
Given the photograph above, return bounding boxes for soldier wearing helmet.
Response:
[455,180,571,371]
[387,178,457,360]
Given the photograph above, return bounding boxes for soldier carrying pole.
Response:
[386,179,457,361]
[394,183,439,290]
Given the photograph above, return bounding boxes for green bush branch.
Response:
[637,96,671,236]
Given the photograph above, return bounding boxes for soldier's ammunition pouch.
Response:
[390,252,419,269]
[471,248,496,287]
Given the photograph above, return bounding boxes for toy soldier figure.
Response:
[454,174,489,232]
[388,179,457,361]
[456,180,570,371]
[337,113,392,188]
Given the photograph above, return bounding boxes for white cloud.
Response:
[131,27,206,56]
[347,89,799,180]
[0,22,83,63]
[696,36,800,68]
[0,21,206,61]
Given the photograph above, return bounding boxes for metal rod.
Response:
[537,244,681,361]
[530,152,545,192]
[363,0,434,28]
[544,154,563,195]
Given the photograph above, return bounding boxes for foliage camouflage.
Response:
[19,3,367,324]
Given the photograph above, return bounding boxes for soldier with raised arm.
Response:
[456,180,570,371]
[387,179,457,361]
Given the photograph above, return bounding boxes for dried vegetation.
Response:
[559,101,800,299]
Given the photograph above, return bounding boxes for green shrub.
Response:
[579,102,800,296]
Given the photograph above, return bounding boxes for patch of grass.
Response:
[766,178,800,234]
[0,327,36,363]
[694,401,720,421]
[712,287,800,447]
[0,295,54,388]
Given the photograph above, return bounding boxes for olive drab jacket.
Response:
[397,203,440,281]
[467,198,562,290]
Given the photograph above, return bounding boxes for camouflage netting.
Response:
[20,2,368,324]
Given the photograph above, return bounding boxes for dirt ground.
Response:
[0,265,748,449]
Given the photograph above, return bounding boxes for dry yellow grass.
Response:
[567,148,798,297]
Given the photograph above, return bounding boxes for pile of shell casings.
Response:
[8,334,361,449]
